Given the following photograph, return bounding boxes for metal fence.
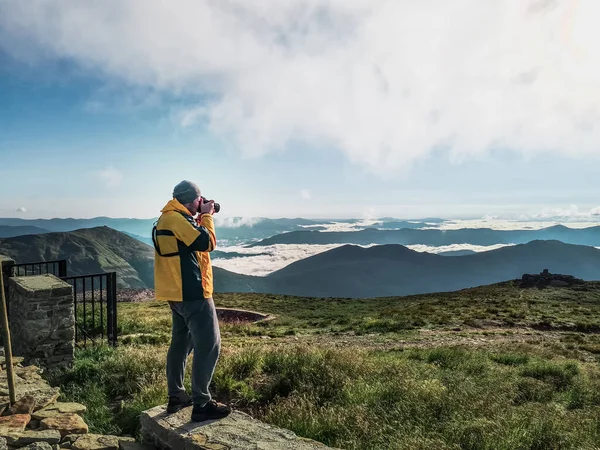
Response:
[5,258,118,347]
[11,260,67,277]
[61,272,118,347]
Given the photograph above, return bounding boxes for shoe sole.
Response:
[167,403,193,414]
[191,411,231,422]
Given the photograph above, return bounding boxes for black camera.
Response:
[201,196,220,213]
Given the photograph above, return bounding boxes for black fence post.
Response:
[58,260,67,278]
[106,272,118,347]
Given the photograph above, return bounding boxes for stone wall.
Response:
[0,352,144,449]
[7,274,75,369]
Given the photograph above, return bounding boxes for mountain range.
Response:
[0,217,330,246]
[2,226,600,298]
[0,225,51,238]
[250,225,600,248]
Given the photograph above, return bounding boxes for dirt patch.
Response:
[217,307,275,324]
[117,288,155,302]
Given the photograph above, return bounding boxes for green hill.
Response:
[53,281,600,449]
[0,226,154,288]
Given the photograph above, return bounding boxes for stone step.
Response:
[67,433,136,450]
[141,405,340,450]
[0,356,24,369]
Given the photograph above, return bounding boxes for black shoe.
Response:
[191,400,231,422]
[166,393,193,414]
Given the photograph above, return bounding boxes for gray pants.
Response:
[166,298,221,407]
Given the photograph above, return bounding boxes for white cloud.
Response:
[212,243,376,275]
[98,167,123,188]
[214,216,261,228]
[301,220,378,232]
[15,207,26,213]
[2,1,600,176]
[300,189,311,200]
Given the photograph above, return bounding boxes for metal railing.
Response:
[5,258,118,347]
[60,272,118,347]
[11,260,67,278]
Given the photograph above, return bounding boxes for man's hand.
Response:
[199,199,215,216]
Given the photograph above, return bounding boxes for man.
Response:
[153,180,231,422]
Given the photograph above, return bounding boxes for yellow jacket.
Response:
[152,199,216,301]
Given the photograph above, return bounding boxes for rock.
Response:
[33,403,87,421]
[71,434,135,450]
[0,436,6,450]
[0,370,60,412]
[8,395,36,415]
[12,429,62,446]
[119,442,155,450]
[40,414,88,438]
[15,366,44,381]
[21,442,54,450]
[62,434,82,445]
[0,357,24,369]
[140,405,337,450]
[28,419,41,429]
[0,413,30,435]
[519,271,584,289]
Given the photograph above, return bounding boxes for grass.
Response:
[113,281,600,339]
[47,281,600,449]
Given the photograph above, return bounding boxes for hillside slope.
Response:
[0,226,154,288]
[255,240,600,298]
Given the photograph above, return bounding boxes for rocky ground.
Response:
[0,350,152,450]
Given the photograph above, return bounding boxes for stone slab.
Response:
[12,429,62,446]
[40,414,88,438]
[8,395,36,415]
[9,275,71,296]
[70,434,136,450]
[21,442,54,450]
[140,405,338,450]
[33,403,87,420]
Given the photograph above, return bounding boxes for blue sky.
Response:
[1,1,600,221]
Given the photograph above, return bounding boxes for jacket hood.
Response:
[161,198,192,215]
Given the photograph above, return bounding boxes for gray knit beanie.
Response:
[173,180,201,205]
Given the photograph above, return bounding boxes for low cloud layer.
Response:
[2,1,599,175]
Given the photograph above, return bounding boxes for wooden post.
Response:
[0,266,16,405]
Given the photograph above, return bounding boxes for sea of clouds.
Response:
[212,212,600,275]
[211,242,515,276]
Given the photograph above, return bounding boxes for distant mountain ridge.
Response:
[0,225,50,238]
[0,217,331,246]
[3,226,600,299]
[250,225,600,248]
